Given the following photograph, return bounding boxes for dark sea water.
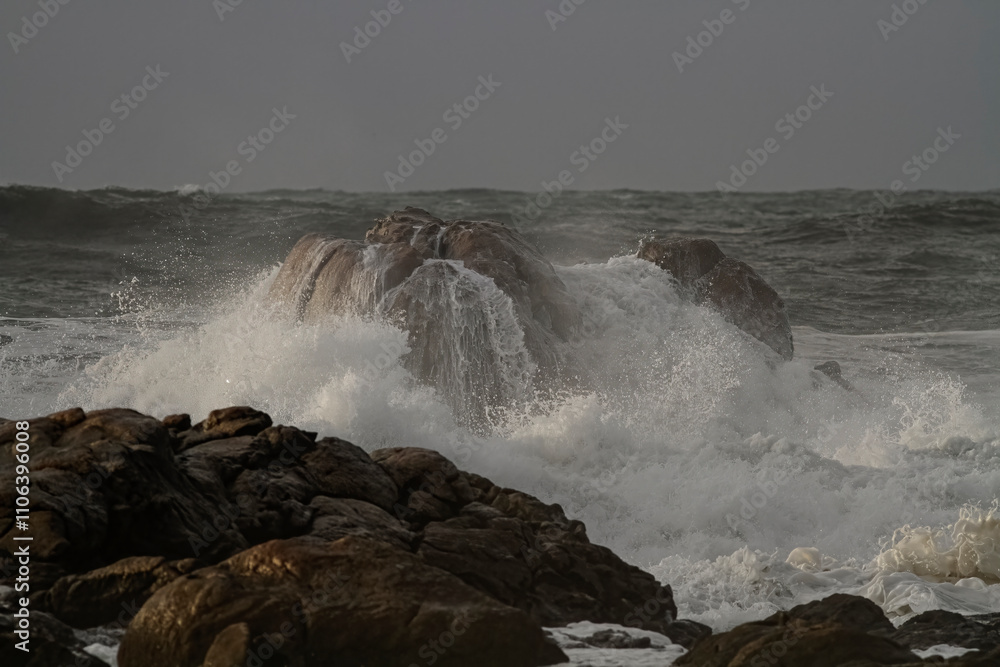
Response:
[2,185,999,653]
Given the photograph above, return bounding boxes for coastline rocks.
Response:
[1,406,695,665]
[678,594,1000,667]
[119,536,565,667]
[638,238,793,360]
[878,610,1000,654]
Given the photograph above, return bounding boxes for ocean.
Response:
[2,185,999,659]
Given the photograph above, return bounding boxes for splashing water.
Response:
[3,188,1000,636]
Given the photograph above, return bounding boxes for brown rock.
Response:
[677,594,919,667]
[40,555,200,628]
[162,413,191,431]
[178,406,273,450]
[697,257,793,360]
[638,237,726,287]
[118,536,566,667]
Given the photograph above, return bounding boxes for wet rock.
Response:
[118,536,567,667]
[638,237,726,287]
[697,258,793,360]
[2,407,698,656]
[269,209,581,426]
[881,609,1000,653]
[176,406,272,450]
[0,607,92,667]
[676,594,918,667]
[814,360,853,390]
[638,238,793,360]
[161,413,191,431]
[39,555,200,628]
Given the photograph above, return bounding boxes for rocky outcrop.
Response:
[877,609,1000,655]
[1,406,700,666]
[268,208,582,426]
[677,594,1000,666]
[638,237,793,360]
[268,212,797,427]
[119,536,564,667]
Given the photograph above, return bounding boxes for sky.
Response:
[0,0,998,193]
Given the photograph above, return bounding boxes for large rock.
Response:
[1,406,697,656]
[269,208,581,426]
[638,237,793,360]
[878,609,1000,654]
[118,536,566,667]
[676,594,935,667]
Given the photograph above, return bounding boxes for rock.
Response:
[3,406,698,657]
[269,209,581,426]
[814,360,853,390]
[638,238,793,360]
[118,536,567,667]
[676,594,919,667]
[161,413,191,431]
[39,555,200,628]
[638,237,726,287]
[176,406,272,450]
[0,608,92,667]
[880,609,1000,653]
[780,593,894,633]
[0,408,246,580]
[307,496,414,550]
[696,258,793,360]
[202,622,252,667]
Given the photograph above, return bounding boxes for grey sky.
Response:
[1,0,997,193]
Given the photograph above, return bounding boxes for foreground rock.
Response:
[1,406,700,665]
[678,594,1000,666]
[638,237,793,360]
[120,536,563,667]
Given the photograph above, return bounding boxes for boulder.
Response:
[638,237,726,287]
[676,594,920,667]
[879,609,1000,653]
[268,208,581,426]
[638,237,793,360]
[38,555,200,628]
[118,536,567,667]
[697,258,793,361]
[0,608,92,667]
